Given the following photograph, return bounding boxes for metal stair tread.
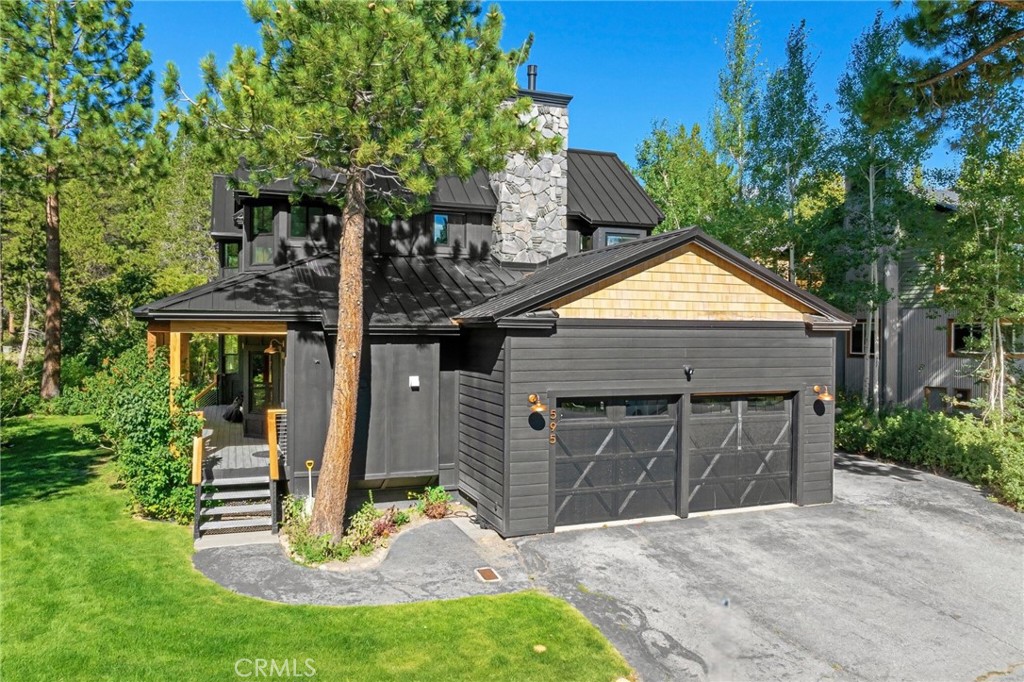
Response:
[202,475,270,486]
[198,517,273,532]
[202,489,272,501]
[200,503,271,517]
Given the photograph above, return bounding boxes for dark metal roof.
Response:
[457,227,855,325]
[134,253,524,333]
[567,149,665,228]
[430,169,496,211]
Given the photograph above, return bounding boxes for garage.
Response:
[688,394,794,512]
[553,396,678,526]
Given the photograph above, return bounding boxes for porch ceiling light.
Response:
[813,385,834,402]
[528,393,548,414]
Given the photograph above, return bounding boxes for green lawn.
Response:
[0,416,631,682]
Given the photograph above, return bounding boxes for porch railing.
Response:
[194,379,219,409]
[265,408,287,481]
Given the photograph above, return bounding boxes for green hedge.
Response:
[60,344,201,522]
[835,391,1024,510]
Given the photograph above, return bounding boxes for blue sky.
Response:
[133,1,953,172]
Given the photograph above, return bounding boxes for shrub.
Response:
[410,485,453,519]
[62,344,201,523]
[281,496,332,565]
[0,360,40,419]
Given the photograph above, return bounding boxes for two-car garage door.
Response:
[553,394,794,526]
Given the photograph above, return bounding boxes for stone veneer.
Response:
[490,100,569,263]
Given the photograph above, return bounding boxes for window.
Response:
[691,396,733,415]
[290,205,324,239]
[948,321,985,356]
[221,242,240,269]
[558,397,607,419]
[251,205,274,235]
[249,204,276,266]
[223,335,239,374]
[579,231,594,252]
[433,214,450,245]
[746,395,787,412]
[1003,321,1024,358]
[847,320,877,357]
[624,397,669,417]
[605,232,639,246]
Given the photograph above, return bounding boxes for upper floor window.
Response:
[250,204,276,266]
[290,205,324,239]
[221,242,240,270]
[948,320,985,356]
[848,320,877,357]
[604,231,640,246]
[434,213,450,245]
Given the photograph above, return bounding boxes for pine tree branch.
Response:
[909,27,1024,89]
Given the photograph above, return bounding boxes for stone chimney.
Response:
[490,66,572,264]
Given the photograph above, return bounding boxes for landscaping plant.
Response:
[411,485,454,519]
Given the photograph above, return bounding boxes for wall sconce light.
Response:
[264,339,285,356]
[683,365,695,381]
[813,385,834,402]
[528,393,548,413]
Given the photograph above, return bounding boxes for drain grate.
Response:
[475,567,501,582]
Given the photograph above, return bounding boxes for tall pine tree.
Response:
[170,0,555,541]
[1,0,155,398]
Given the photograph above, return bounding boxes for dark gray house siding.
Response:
[502,322,837,536]
[285,323,333,489]
[457,329,508,533]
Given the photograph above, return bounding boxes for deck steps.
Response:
[202,488,272,502]
[198,517,273,533]
[194,475,278,539]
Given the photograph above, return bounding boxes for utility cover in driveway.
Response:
[688,394,793,512]
[554,396,678,526]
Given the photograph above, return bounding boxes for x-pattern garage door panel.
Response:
[688,395,793,513]
[554,417,677,526]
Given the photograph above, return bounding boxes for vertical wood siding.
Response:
[457,330,508,533]
[504,323,837,536]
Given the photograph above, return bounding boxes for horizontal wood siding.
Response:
[458,330,507,533]
[506,323,837,535]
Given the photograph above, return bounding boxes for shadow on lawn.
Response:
[0,420,106,506]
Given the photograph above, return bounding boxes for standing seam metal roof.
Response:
[567,149,665,227]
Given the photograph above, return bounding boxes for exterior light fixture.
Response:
[264,339,284,355]
[813,385,834,402]
[528,393,548,413]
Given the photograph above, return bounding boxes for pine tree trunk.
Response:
[872,305,881,415]
[40,172,61,399]
[310,173,366,543]
[7,311,14,337]
[862,309,872,407]
[17,283,31,372]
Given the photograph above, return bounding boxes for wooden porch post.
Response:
[146,321,169,361]
[168,331,191,405]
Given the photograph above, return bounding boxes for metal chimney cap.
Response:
[527,64,538,90]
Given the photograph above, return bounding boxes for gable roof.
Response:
[134,252,524,334]
[456,228,854,327]
[567,149,664,228]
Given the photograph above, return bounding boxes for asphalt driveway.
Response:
[516,453,1024,682]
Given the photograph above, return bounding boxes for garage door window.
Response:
[691,396,733,414]
[558,396,675,420]
[746,395,786,412]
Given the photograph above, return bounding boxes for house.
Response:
[135,72,854,538]
[836,193,1024,410]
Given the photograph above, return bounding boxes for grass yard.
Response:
[0,416,631,682]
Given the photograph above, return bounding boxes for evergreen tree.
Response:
[859,0,1024,135]
[169,0,555,541]
[1,0,155,398]
[634,121,733,234]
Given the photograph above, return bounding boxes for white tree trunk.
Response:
[17,283,31,372]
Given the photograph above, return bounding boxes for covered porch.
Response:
[146,320,289,483]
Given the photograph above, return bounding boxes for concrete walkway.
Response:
[192,517,531,606]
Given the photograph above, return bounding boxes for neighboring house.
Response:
[837,193,1024,409]
[135,74,853,539]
